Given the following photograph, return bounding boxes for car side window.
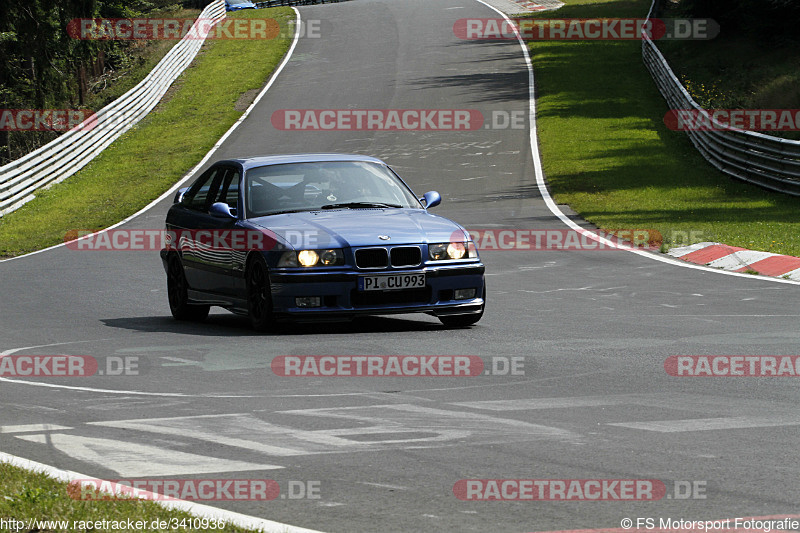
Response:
[217,169,241,211]
[183,168,222,212]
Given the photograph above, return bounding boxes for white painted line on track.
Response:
[15,433,280,477]
[1,423,73,433]
[453,392,800,418]
[91,414,317,456]
[609,415,800,433]
[0,451,325,533]
[0,8,304,264]
[472,0,800,286]
[454,396,630,411]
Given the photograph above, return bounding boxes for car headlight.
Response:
[278,249,344,268]
[320,249,341,265]
[298,250,319,267]
[447,242,466,259]
[429,242,475,261]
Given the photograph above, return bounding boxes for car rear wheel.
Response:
[438,286,485,328]
[247,255,275,332]
[167,255,210,322]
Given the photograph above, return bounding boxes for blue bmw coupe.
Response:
[161,154,485,330]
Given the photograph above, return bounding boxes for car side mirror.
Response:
[209,202,236,219]
[420,191,441,209]
[174,187,189,204]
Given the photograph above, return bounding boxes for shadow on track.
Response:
[101,314,447,337]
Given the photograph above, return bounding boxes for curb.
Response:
[479,0,564,15]
[666,242,800,281]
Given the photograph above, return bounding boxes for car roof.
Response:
[216,154,386,170]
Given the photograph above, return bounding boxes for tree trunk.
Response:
[77,64,88,106]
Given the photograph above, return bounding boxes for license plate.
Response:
[358,273,425,291]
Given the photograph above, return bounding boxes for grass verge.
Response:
[0,463,259,532]
[0,8,295,258]
[525,0,800,256]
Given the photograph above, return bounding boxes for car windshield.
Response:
[244,161,422,217]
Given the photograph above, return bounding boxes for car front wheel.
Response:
[167,255,210,322]
[247,255,275,332]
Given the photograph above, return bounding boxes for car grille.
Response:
[351,287,432,307]
[355,248,389,268]
[390,246,421,267]
[355,246,422,269]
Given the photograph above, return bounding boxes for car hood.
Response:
[245,209,468,249]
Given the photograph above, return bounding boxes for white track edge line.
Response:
[472,0,800,286]
[0,452,325,533]
[0,7,303,264]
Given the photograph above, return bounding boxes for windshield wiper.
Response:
[262,208,315,215]
[319,202,403,210]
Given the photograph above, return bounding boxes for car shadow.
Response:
[100,313,446,337]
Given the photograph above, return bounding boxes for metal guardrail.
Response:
[0,1,227,217]
[642,0,800,195]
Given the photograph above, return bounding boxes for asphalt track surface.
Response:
[2,0,800,532]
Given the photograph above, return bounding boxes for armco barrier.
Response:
[642,0,800,195]
[0,1,226,217]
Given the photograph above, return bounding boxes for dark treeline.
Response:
[0,0,193,164]
[677,0,800,43]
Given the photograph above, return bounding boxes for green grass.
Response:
[0,8,294,257]
[526,0,800,255]
[0,463,260,532]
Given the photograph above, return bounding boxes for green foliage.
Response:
[677,0,800,43]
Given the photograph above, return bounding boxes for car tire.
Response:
[167,255,210,322]
[438,286,485,328]
[246,255,275,332]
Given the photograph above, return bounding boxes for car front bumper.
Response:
[268,263,485,319]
